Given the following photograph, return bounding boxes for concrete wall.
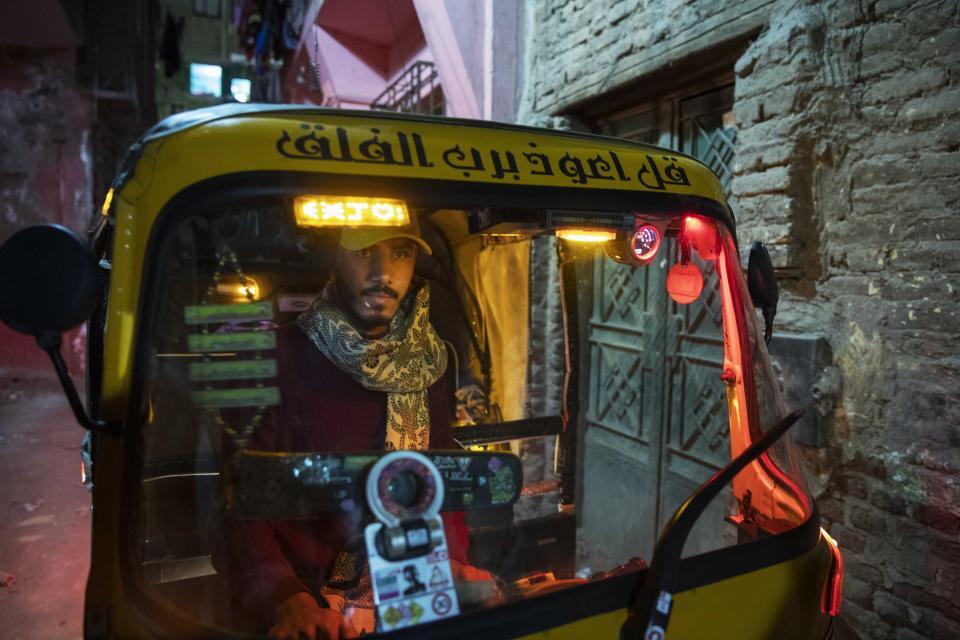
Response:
[518,1,960,638]
[434,0,526,122]
[0,48,92,374]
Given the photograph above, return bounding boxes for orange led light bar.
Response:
[555,229,617,243]
[294,196,410,228]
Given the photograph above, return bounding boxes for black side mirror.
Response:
[0,224,101,334]
[746,241,778,343]
[0,224,115,434]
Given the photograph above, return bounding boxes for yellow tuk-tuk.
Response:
[0,104,842,639]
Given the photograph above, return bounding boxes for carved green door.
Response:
[579,85,737,566]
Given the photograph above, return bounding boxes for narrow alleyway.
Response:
[0,374,90,640]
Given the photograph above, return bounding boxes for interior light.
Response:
[216,276,260,302]
[556,229,617,243]
[294,196,410,228]
[630,224,661,263]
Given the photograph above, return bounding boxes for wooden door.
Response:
[578,84,738,567]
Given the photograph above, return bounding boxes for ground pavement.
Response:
[0,373,90,640]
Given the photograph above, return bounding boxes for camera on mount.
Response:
[365,451,446,561]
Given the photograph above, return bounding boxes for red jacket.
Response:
[214,323,468,625]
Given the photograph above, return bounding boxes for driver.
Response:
[215,218,490,640]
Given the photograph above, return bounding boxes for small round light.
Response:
[630,224,661,263]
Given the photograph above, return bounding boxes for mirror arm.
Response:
[621,408,805,639]
[35,331,120,436]
[762,304,776,344]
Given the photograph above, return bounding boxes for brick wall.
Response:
[518,1,960,638]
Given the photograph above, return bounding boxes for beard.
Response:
[334,280,400,338]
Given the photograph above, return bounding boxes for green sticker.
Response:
[184,302,274,325]
[187,331,276,353]
[343,455,379,471]
[188,359,277,382]
[490,466,517,505]
[191,386,281,409]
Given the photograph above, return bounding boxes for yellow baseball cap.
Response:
[338,216,432,255]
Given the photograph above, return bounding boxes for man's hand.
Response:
[450,560,493,583]
[270,592,359,640]
[450,560,501,605]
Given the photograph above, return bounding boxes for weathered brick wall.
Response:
[519,1,959,638]
[0,48,92,373]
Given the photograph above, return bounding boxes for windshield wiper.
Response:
[621,408,805,639]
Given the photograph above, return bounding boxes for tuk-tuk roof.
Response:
[111,104,734,233]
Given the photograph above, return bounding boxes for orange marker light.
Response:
[294,196,410,228]
[100,188,114,216]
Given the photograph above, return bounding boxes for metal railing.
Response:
[371,60,444,115]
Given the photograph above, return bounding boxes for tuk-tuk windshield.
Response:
[137,193,810,635]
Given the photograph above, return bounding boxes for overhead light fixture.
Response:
[555,229,617,243]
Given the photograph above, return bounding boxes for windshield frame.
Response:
[113,170,821,638]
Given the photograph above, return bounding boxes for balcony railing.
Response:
[371,60,444,115]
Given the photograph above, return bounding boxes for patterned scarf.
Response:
[297,280,447,451]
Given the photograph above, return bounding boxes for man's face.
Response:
[333,237,417,338]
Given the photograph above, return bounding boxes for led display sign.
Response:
[294,196,410,228]
[555,229,617,243]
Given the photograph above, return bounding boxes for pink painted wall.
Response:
[286,0,524,121]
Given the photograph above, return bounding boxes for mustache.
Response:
[361,285,399,299]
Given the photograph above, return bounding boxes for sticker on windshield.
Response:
[191,386,280,408]
[187,331,276,353]
[188,358,277,382]
[365,522,459,632]
[184,302,274,324]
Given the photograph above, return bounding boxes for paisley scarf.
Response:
[297,280,447,451]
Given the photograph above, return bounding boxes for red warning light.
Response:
[682,214,719,260]
[630,224,662,263]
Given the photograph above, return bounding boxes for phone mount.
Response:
[364,451,461,632]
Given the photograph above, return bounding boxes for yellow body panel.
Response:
[518,539,833,640]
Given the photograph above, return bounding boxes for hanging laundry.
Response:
[159,11,185,78]
[282,0,308,51]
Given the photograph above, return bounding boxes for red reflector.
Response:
[667,262,703,304]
